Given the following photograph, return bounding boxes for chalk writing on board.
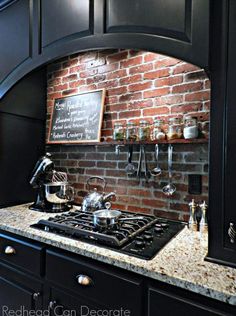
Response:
[47,89,105,144]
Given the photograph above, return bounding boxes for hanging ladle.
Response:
[125,145,136,175]
[150,144,162,176]
[162,144,176,196]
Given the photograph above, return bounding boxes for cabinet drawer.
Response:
[46,250,143,315]
[0,233,44,276]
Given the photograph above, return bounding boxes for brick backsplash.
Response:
[46,143,208,221]
[46,49,210,221]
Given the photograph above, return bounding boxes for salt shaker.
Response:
[199,201,208,233]
[188,199,198,231]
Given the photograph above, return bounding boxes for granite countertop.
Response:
[0,204,236,306]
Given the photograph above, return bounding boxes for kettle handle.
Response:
[86,177,106,192]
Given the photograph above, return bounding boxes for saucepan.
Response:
[93,209,144,229]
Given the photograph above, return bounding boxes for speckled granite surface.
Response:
[0,203,236,306]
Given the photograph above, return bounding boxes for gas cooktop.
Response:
[31,210,185,260]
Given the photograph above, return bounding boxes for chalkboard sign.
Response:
[47,89,105,144]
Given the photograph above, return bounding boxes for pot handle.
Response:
[86,177,106,192]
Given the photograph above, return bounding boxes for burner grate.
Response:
[35,210,158,247]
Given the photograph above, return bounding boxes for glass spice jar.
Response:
[201,121,209,139]
[167,117,183,140]
[113,122,125,141]
[153,119,166,141]
[138,120,151,141]
[183,116,199,139]
[126,121,137,141]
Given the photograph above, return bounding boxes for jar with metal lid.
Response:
[152,119,166,141]
[201,121,209,139]
[183,116,198,139]
[126,121,137,141]
[138,120,151,141]
[167,117,183,140]
[113,122,125,141]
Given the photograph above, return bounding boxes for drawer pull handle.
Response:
[76,274,93,286]
[228,223,236,243]
[4,246,16,255]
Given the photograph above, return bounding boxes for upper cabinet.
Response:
[0,0,31,85]
[41,0,92,50]
[0,0,209,98]
[105,0,209,67]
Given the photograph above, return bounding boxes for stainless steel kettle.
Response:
[81,177,116,212]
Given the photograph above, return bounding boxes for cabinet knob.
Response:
[4,246,16,255]
[48,301,57,310]
[33,292,40,300]
[228,223,236,243]
[76,274,93,286]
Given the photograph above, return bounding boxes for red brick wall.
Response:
[46,49,210,221]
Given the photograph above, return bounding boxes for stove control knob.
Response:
[135,240,145,248]
[144,234,153,242]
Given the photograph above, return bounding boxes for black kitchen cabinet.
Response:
[48,287,109,316]
[0,230,235,315]
[0,0,209,98]
[0,68,46,207]
[41,0,92,50]
[148,283,236,316]
[0,261,43,313]
[45,249,143,316]
[0,277,41,313]
[106,0,209,67]
[0,0,31,86]
[206,0,236,268]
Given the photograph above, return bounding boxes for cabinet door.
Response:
[41,0,92,50]
[105,0,209,67]
[46,249,143,316]
[0,0,31,84]
[48,287,109,316]
[207,0,236,267]
[148,287,232,316]
[223,1,236,254]
[0,277,35,311]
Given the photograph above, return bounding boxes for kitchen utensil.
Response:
[125,145,136,175]
[142,145,149,182]
[150,144,162,176]
[52,171,68,183]
[137,145,143,179]
[93,209,144,229]
[162,145,176,196]
[44,182,74,205]
[82,177,116,212]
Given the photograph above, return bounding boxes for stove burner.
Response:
[31,209,185,260]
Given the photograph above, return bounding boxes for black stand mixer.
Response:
[29,153,74,212]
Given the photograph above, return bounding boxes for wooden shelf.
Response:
[56,138,208,146]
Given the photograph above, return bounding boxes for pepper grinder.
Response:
[199,200,208,233]
[188,199,198,231]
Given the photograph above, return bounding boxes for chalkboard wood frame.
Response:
[47,89,106,144]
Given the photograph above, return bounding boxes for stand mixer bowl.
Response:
[44,182,74,205]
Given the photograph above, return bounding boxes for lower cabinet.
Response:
[148,284,236,316]
[0,231,236,316]
[0,264,43,313]
[48,287,110,316]
[0,277,37,312]
[45,249,144,316]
